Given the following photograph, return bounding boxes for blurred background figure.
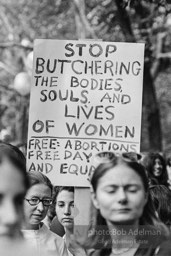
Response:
[83,152,169,256]
[22,171,69,256]
[142,153,169,187]
[0,142,34,256]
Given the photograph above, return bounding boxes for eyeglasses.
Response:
[25,197,53,206]
[93,151,142,167]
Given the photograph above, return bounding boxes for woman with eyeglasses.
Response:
[0,142,34,256]
[22,171,69,256]
[82,152,169,256]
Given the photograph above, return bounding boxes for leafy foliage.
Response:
[1,0,171,155]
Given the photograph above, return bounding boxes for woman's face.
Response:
[153,158,163,177]
[92,164,147,225]
[55,190,74,231]
[0,158,26,238]
[24,184,51,229]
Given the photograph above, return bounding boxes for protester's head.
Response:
[55,186,74,232]
[152,154,165,177]
[0,142,29,238]
[143,153,168,185]
[82,152,169,251]
[149,185,171,226]
[91,152,151,226]
[24,171,53,230]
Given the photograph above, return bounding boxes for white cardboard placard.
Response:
[27,39,144,187]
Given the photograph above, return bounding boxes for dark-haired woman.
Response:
[84,152,169,256]
[55,187,75,234]
[55,186,87,256]
[143,153,169,187]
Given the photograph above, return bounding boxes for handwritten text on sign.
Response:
[27,40,144,186]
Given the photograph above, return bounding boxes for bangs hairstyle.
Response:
[0,142,29,189]
[27,171,53,195]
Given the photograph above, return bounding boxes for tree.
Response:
[71,0,171,152]
[0,0,171,153]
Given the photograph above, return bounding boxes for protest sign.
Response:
[27,39,145,187]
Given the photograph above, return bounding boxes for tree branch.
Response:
[114,0,136,42]
[0,8,14,40]
[72,0,98,39]
[151,32,166,79]
[0,61,16,76]
[0,42,33,50]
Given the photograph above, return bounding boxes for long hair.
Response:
[149,185,171,226]
[84,156,169,251]
[143,153,168,186]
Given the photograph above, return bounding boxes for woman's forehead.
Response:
[97,164,143,186]
[57,190,74,201]
[26,183,51,197]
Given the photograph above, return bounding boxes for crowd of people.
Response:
[1,142,171,255]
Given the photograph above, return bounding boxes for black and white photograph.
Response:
[1,1,171,255]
